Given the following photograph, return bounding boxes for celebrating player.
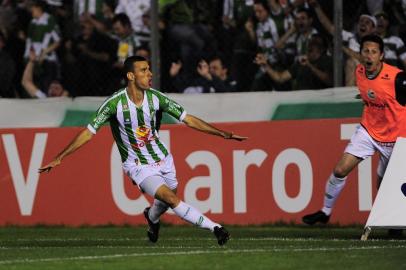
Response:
[39,56,247,245]
[302,34,406,225]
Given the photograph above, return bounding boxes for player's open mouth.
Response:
[365,61,372,67]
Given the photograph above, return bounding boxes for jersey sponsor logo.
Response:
[168,102,182,115]
[94,107,110,127]
[367,89,375,99]
[135,125,153,142]
[365,101,389,109]
[122,104,129,111]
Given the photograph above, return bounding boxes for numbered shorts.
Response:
[122,154,178,196]
[344,125,395,178]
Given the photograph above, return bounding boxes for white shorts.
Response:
[345,125,395,178]
[122,154,178,193]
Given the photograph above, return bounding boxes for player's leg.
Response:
[303,125,374,225]
[302,153,362,225]
[153,183,230,245]
[146,154,178,227]
[140,175,169,243]
[322,153,362,214]
[147,197,172,223]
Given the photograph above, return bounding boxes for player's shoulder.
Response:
[148,88,171,100]
[100,88,126,107]
[148,87,165,95]
[383,63,402,76]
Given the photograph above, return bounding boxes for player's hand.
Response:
[224,132,248,141]
[38,159,61,173]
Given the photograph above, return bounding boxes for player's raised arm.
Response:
[38,128,94,173]
[182,114,247,141]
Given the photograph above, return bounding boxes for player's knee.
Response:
[333,166,349,178]
[159,191,180,208]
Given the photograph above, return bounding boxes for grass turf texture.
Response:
[0,225,405,270]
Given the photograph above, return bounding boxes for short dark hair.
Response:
[123,56,148,74]
[103,0,116,11]
[210,54,228,69]
[32,0,47,10]
[296,7,313,19]
[253,0,270,13]
[360,34,384,53]
[113,13,132,28]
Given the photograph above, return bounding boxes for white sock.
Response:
[148,199,169,223]
[172,201,219,231]
[322,173,347,216]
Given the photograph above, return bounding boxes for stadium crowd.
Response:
[1,0,406,98]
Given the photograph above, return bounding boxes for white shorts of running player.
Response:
[122,154,178,196]
[345,125,395,178]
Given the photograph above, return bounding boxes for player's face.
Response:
[360,41,383,73]
[132,61,152,90]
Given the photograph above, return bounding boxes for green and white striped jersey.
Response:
[87,88,186,165]
[24,12,61,62]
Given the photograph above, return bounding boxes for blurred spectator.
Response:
[46,0,76,40]
[268,0,294,42]
[365,0,384,16]
[182,59,216,94]
[169,55,235,94]
[0,0,17,38]
[135,44,150,61]
[63,16,117,96]
[280,7,318,58]
[251,0,293,91]
[74,0,104,22]
[22,49,69,98]
[222,0,254,30]
[0,32,16,98]
[310,0,376,85]
[387,0,406,45]
[344,15,377,86]
[208,55,237,92]
[160,0,216,90]
[115,0,150,33]
[375,11,406,69]
[253,0,279,64]
[24,0,61,91]
[111,13,141,87]
[136,11,151,47]
[255,34,333,90]
[79,0,116,35]
[112,13,141,64]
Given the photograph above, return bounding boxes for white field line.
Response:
[0,245,405,265]
[8,237,405,242]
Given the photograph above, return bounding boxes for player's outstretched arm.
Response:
[182,114,248,141]
[38,128,94,173]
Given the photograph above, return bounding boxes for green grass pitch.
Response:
[0,225,405,270]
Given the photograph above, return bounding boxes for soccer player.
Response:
[38,56,247,245]
[302,34,406,225]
